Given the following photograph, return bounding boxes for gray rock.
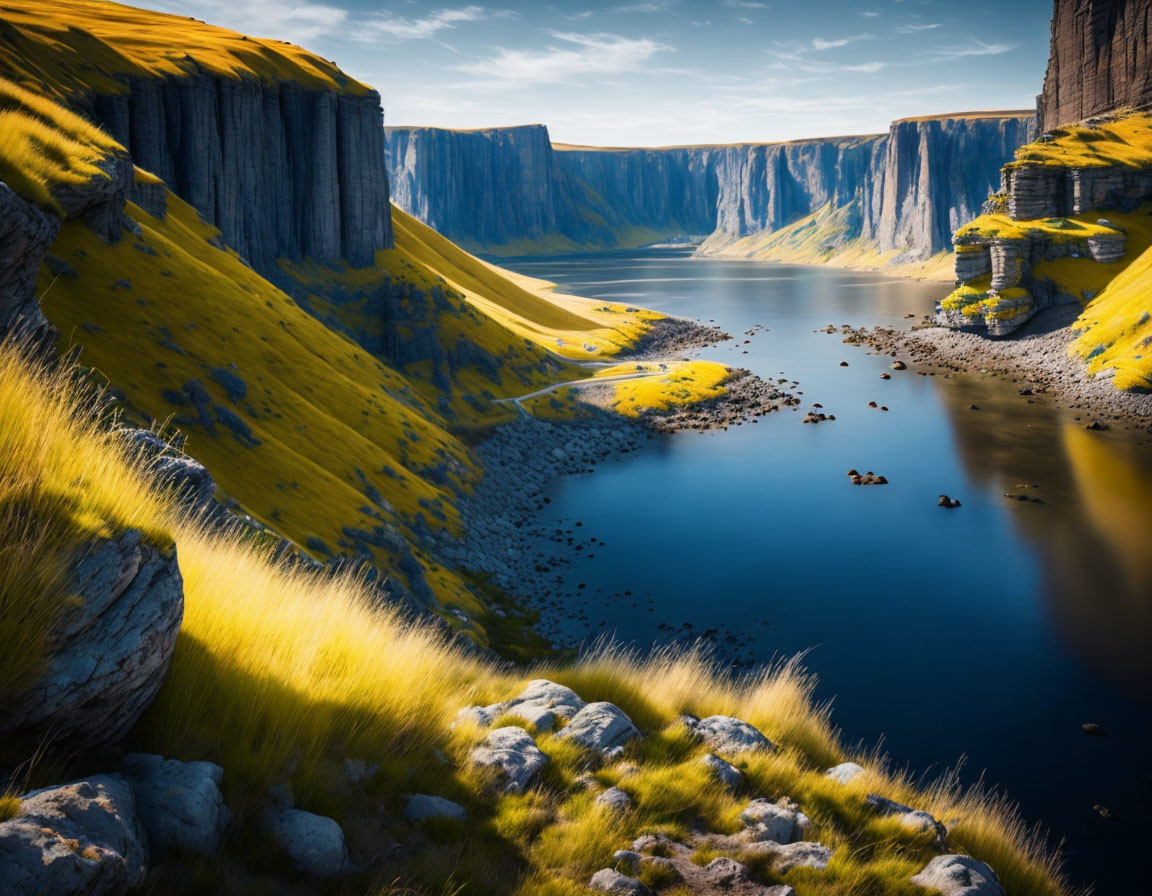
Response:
[559,702,640,753]
[0,776,148,896]
[704,856,748,885]
[590,867,652,895]
[118,428,216,508]
[701,752,743,789]
[0,529,183,746]
[594,787,634,814]
[404,795,467,822]
[121,753,230,858]
[825,761,866,784]
[612,849,642,874]
[744,840,834,872]
[865,793,944,836]
[695,715,776,756]
[508,679,585,717]
[264,808,351,878]
[510,704,558,732]
[470,726,549,793]
[740,799,808,844]
[911,855,1005,896]
[0,182,60,342]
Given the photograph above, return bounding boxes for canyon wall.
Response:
[1040,0,1152,130]
[87,73,393,274]
[385,113,1033,265]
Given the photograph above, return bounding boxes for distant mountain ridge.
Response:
[385,113,1036,270]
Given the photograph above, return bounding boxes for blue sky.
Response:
[138,0,1053,145]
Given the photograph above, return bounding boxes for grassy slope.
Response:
[696,203,956,281]
[946,113,1152,377]
[0,0,366,96]
[0,339,1070,896]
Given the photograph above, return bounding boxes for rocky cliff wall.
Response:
[386,114,1032,263]
[89,73,393,273]
[1040,0,1152,130]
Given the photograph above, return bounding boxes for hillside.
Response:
[938,111,1152,389]
[0,336,1072,896]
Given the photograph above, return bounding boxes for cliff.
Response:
[386,113,1033,268]
[0,0,392,279]
[1040,0,1152,130]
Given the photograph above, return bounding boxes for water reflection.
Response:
[934,371,1152,694]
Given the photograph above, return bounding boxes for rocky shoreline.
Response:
[437,315,785,651]
[848,307,1152,434]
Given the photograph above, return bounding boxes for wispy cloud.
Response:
[360,6,491,42]
[458,31,673,88]
[896,23,942,33]
[774,33,874,55]
[924,40,1017,59]
[146,0,348,43]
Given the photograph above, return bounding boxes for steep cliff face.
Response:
[553,144,719,242]
[387,125,557,251]
[386,114,1032,267]
[89,75,392,274]
[870,115,1037,256]
[1040,0,1152,130]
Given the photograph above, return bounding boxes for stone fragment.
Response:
[694,715,776,756]
[740,799,809,844]
[264,808,352,878]
[121,753,230,858]
[590,868,652,895]
[825,761,866,784]
[470,726,549,793]
[594,787,633,814]
[0,776,148,896]
[701,752,743,789]
[404,795,467,822]
[910,855,1006,896]
[559,702,640,753]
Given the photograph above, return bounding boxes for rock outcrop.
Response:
[1040,0,1152,131]
[385,115,1033,264]
[90,74,392,274]
[0,776,148,896]
[0,182,60,340]
[0,529,183,746]
[120,754,231,858]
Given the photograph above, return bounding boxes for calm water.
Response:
[500,248,1152,893]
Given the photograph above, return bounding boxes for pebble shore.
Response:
[435,316,784,652]
[851,307,1152,434]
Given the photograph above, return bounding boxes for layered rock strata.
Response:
[1040,0,1152,130]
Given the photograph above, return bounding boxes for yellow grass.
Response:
[696,202,956,281]
[0,77,123,212]
[0,0,367,98]
[1011,112,1152,170]
[605,360,731,417]
[1071,243,1152,390]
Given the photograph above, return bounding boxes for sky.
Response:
[136,0,1054,146]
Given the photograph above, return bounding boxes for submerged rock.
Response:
[0,776,148,896]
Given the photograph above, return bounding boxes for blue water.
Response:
[500,248,1152,893]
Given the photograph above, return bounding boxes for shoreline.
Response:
[850,307,1152,435]
[438,315,787,652]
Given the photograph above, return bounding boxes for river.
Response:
[499,247,1152,893]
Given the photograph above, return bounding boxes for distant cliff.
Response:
[386,113,1033,267]
[1040,0,1152,130]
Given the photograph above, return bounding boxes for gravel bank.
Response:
[853,307,1152,433]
